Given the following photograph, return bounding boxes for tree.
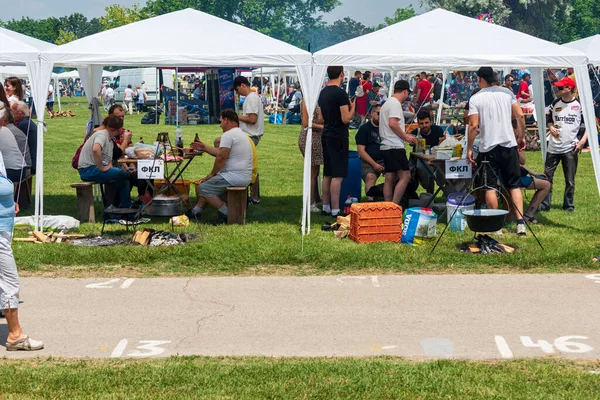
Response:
[55,29,76,45]
[557,0,600,43]
[328,17,372,44]
[420,0,571,42]
[377,6,417,29]
[4,17,62,43]
[142,0,340,48]
[99,3,151,30]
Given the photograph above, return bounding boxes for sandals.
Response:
[5,335,44,351]
[524,215,541,225]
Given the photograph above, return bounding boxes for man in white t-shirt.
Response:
[379,80,417,204]
[467,67,527,235]
[539,76,587,212]
[189,109,254,225]
[122,84,134,115]
[234,76,264,204]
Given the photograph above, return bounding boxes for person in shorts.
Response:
[355,104,383,201]
[467,67,527,235]
[378,80,417,205]
[189,109,253,225]
[318,66,355,217]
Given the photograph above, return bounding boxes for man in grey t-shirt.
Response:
[189,109,254,225]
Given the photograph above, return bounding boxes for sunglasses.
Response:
[556,86,568,90]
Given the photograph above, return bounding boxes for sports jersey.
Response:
[547,98,583,154]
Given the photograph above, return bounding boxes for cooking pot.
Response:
[462,209,508,232]
[148,196,182,217]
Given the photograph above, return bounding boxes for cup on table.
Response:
[425,145,431,155]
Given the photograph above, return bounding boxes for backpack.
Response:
[355,83,365,98]
[72,120,94,169]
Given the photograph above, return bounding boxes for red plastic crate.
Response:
[349,202,403,244]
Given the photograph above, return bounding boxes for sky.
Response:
[3,0,424,27]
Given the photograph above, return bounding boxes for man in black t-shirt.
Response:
[411,111,446,193]
[318,66,356,217]
[355,105,383,201]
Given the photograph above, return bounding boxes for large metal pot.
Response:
[462,209,508,232]
[147,196,182,216]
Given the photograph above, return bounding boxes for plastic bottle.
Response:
[175,125,183,155]
[344,196,352,215]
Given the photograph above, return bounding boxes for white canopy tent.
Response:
[311,8,600,232]
[564,35,600,66]
[0,65,29,79]
[0,27,56,231]
[40,8,318,233]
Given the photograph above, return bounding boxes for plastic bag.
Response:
[170,215,189,227]
[14,215,80,231]
[401,207,437,246]
[438,136,460,148]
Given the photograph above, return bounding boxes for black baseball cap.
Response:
[232,76,250,90]
[476,67,495,84]
[394,80,411,93]
[373,81,382,88]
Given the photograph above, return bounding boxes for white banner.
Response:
[445,159,472,179]
[137,160,165,179]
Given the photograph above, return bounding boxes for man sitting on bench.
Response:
[77,115,131,208]
[188,109,253,225]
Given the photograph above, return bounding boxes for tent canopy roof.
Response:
[563,35,600,65]
[44,8,312,68]
[0,27,56,65]
[314,8,588,70]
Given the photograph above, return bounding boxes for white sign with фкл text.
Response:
[137,159,165,179]
[445,160,472,179]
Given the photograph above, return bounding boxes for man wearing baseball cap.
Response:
[467,67,527,235]
[539,76,587,213]
[233,75,264,204]
[379,80,417,205]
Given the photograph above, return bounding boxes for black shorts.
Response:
[46,101,54,111]
[477,146,521,189]
[322,135,349,178]
[382,149,409,173]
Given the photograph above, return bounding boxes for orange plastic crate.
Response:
[349,202,403,244]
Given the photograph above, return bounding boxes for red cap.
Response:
[553,77,576,89]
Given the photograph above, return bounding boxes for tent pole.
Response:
[436,68,449,126]
[56,78,62,112]
[274,69,281,124]
[155,68,159,124]
[389,70,397,99]
[531,67,547,161]
[175,67,179,127]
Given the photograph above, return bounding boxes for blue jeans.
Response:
[79,166,132,208]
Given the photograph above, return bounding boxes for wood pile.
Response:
[52,110,76,118]
[13,231,85,244]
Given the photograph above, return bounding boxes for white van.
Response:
[113,68,175,107]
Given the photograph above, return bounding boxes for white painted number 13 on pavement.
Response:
[110,339,171,358]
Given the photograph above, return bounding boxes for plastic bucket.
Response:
[446,192,475,232]
[339,150,362,206]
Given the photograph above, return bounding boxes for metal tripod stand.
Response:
[430,159,544,255]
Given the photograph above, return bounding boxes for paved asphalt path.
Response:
[2,274,600,359]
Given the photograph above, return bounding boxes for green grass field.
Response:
[12,99,600,276]
[0,357,599,399]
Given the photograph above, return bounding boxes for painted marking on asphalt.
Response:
[110,339,128,358]
[371,276,380,287]
[584,274,600,283]
[382,345,398,350]
[110,339,171,358]
[120,279,136,289]
[336,276,367,284]
[495,336,514,359]
[86,278,121,289]
[86,278,135,289]
[421,338,454,358]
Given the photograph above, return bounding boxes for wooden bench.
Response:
[226,186,247,225]
[70,181,99,223]
[13,175,33,210]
